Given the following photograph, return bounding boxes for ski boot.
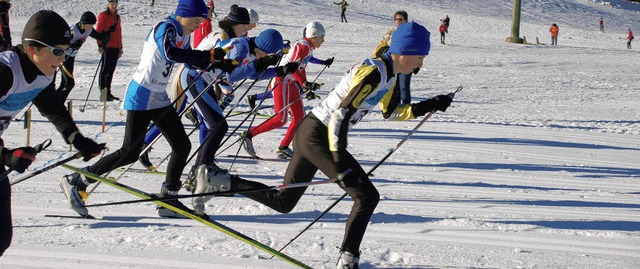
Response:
[276,146,293,159]
[59,169,91,218]
[157,182,198,218]
[192,164,232,215]
[238,131,257,158]
[336,250,360,269]
[138,144,155,170]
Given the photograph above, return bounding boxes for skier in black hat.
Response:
[56,11,111,103]
[0,10,104,257]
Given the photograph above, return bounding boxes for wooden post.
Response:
[506,0,524,44]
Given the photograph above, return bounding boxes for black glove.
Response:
[335,167,362,188]
[209,47,227,62]
[108,24,117,33]
[323,57,334,67]
[304,91,320,100]
[253,54,280,72]
[412,94,453,117]
[2,147,37,173]
[210,59,237,73]
[276,62,300,77]
[303,81,322,92]
[72,135,105,161]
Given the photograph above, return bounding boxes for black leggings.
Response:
[234,113,379,253]
[99,48,120,94]
[0,168,11,257]
[87,107,191,191]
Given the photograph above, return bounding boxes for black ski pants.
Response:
[98,48,120,95]
[185,71,228,170]
[234,113,379,254]
[0,167,11,257]
[87,107,190,191]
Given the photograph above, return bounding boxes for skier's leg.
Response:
[0,173,12,256]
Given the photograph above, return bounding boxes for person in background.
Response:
[1,10,103,257]
[599,18,604,33]
[247,8,259,32]
[373,11,413,105]
[439,20,447,45]
[627,29,634,49]
[56,11,110,103]
[193,0,215,48]
[0,0,11,51]
[550,23,559,46]
[96,0,123,101]
[443,15,450,32]
[334,0,348,23]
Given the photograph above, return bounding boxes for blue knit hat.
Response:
[175,0,209,19]
[226,5,250,24]
[254,29,283,54]
[388,22,430,56]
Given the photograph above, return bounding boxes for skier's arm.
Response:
[156,22,212,70]
[0,61,12,98]
[89,28,110,42]
[32,82,81,144]
[226,46,276,82]
[328,65,381,163]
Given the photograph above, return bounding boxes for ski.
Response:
[44,214,97,219]
[116,167,166,175]
[225,155,287,162]
[62,164,311,268]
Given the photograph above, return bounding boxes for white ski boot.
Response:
[157,183,196,218]
[336,250,360,269]
[192,164,232,215]
[239,131,257,158]
[276,146,293,159]
[59,171,90,217]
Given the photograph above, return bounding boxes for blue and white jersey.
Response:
[0,51,53,136]
[124,15,192,111]
[225,37,276,83]
[67,24,94,58]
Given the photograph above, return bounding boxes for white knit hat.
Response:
[304,21,326,38]
[248,9,259,24]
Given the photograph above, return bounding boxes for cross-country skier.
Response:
[60,0,235,218]
[240,21,333,159]
[627,29,634,49]
[193,22,453,268]
[0,10,104,256]
[56,11,110,103]
[137,5,250,170]
[183,29,291,210]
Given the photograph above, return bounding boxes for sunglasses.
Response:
[23,38,68,57]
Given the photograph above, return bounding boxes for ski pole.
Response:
[273,86,463,256]
[84,176,342,208]
[80,42,106,112]
[13,103,34,122]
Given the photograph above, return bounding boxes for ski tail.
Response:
[61,164,311,269]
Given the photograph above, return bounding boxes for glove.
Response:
[210,59,237,73]
[71,135,105,161]
[412,94,453,117]
[412,67,420,74]
[2,147,37,173]
[108,24,117,33]
[323,57,334,67]
[303,81,322,92]
[253,54,280,72]
[276,62,300,77]
[209,47,227,63]
[304,91,320,100]
[335,166,362,188]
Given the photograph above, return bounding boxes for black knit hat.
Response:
[225,5,250,24]
[22,10,71,46]
[80,11,97,25]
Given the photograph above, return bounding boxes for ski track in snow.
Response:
[2,0,640,268]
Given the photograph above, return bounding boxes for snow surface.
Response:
[2,0,640,268]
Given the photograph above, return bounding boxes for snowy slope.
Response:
[1,0,639,268]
